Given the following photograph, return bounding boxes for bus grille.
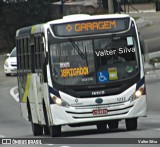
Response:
[65,104,134,119]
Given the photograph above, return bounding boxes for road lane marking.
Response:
[154,128,160,131]
[10,86,19,102]
[46,145,70,147]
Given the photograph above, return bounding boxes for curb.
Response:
[135,18,152,29]
[130,11,157,29]
[129,10,156,13]
[145,74,160,80]
[145,68,160,80]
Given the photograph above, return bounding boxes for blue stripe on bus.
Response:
[136,77,146,95]
[136,77,144,90]
[49,86,61,98]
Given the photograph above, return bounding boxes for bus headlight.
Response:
[52,96,70,107]
[53,96,62,105]
[135,88,143,98]
[129,87,144,101]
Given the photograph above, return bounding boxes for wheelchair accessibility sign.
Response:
[97,71,109,83]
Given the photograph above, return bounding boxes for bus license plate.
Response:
[92,109,108,115]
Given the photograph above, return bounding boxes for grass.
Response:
[149,57,160,65]
[133,17,140,20]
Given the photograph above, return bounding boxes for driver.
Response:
[107,48,125,64]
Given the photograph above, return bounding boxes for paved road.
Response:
[1,15,160,145]
[0,56,30,138]
[0,54,160,147]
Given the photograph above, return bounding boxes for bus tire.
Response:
[96,122,107,133]
[108,120,119,129]
[27,98,43,136]
[125,118,137,130]
[44,125,50,135]
[31,122,43,136]
[50,125,61,137]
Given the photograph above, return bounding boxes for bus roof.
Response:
[16,14,131,37]
[16,24,45,37]
[47,14,131,25]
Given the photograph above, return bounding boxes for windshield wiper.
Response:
[69,39,86,60]
[103,34,118,50]
[103,38,112,50]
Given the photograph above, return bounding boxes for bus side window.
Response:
[34,35,44,72]
[30,44,35,73]
[34,37,39,71]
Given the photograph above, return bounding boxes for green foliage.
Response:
[16,0,51,26]
[0,0,52,52]
[149,57,160,65]
[128,0,153,3]
[133,17,140,20]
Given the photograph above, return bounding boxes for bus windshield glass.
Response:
[50,36,139,86]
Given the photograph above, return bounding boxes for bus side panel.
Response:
[28,74,45,125]
[18,73,52,126]
[43,83,53,125]
[18,73,30,122]
[20,103,29,121]
[18,73,38,124]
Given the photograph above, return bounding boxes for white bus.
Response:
[16,14,147,137]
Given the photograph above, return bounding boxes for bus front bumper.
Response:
[50,95,147,126]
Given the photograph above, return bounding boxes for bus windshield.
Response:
[50,36,139,86]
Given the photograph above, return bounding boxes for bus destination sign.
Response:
[52,18,129,37]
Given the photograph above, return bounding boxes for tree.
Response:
[101,0,114,13]
[0,0,13,52]
[16,0,52,26]
[108,0,114,13]
[0,0,53,52]
[102,0,108,9]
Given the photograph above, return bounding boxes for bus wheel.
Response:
[108,120,119,129]
[31,122,43,136]
[125,118,137,130]
[50,125,61,137]
[96,122,107,133]
[43,102,50,135]
[29,100,43,136]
